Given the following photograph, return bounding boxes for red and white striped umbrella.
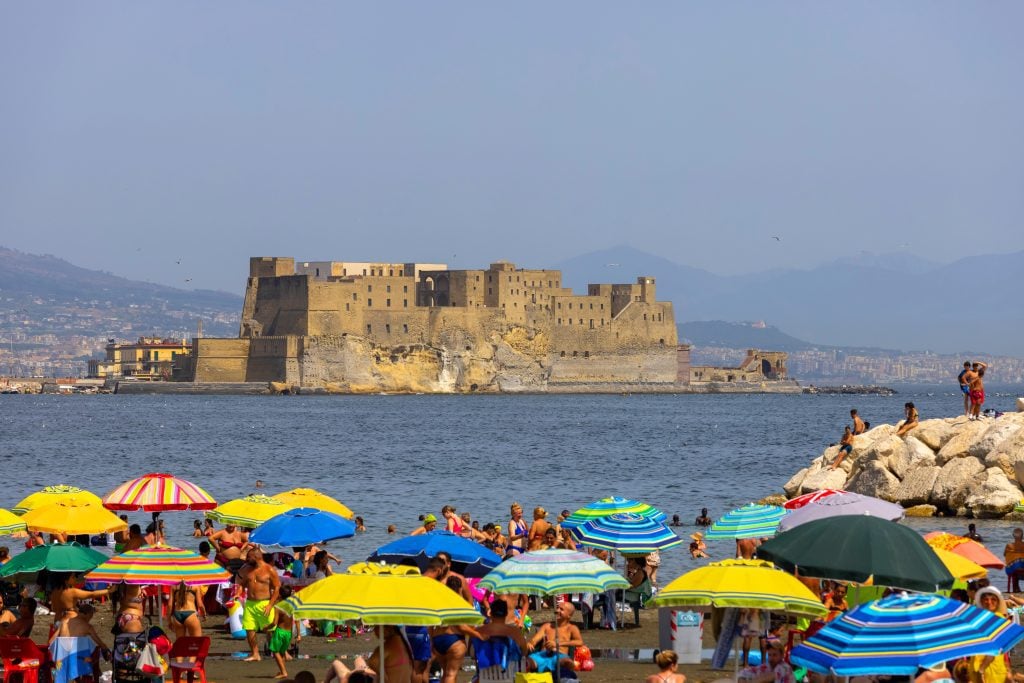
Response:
[103,473,217,513]
[783,489,848,510]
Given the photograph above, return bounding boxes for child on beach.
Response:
[739,608,766,668]
[270,585,296,679]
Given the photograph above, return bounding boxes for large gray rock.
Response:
[965,468,1022,518]
[847,461,900,501]
[909,419,956,452]
[784,468,809,498]
[861,434,904,465]
[889,437,937,480]
[936,420,989,465]
[799,467,850,495]
[891,466,941,507]
[1017,397,1024,412]
[984,427,1024,479]
[969,421,1023,459]
[931,457,986,511]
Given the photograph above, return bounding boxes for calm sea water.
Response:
[1,386,1021,582]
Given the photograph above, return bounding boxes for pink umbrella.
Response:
[784,489,848,510]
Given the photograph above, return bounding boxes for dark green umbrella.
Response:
[755,515,954,592]
[0,542,108,580]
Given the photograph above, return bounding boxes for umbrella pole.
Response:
[379,627,386,683]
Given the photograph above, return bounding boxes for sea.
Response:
[1,385,1021,584]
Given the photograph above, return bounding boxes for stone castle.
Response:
[183,257,788,393]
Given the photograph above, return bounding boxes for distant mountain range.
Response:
[556,246,1023,357]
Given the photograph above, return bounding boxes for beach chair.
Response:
[622,577,654,626]
[0,637,52,683]
[472,636,526,683]
[167,637,209,683]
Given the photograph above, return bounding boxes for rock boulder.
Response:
[847,461,900,501]
[969,421,1023,459]
[931,457,985,512]
[935,420,989,465]
[909,419,957,452]
[799,467,849,495]
[965,468,1022,518]
[889,437,936,480]
[892,466,941,507]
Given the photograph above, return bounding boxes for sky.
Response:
[1,3,1022,294]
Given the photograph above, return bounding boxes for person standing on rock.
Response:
[958,361,973,416]
[850,409,866,435]
[830,426,854,470]
[968,362,988,420]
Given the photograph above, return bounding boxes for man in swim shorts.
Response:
[527,601,584,677]
[237,547,281,662]
[958,361,972,416]
[968,362,988,420]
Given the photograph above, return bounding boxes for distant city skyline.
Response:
[2,4,1023,294]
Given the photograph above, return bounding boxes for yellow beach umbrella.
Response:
[650,558,827,618]
[932,547,987,581]
[0,509,27,536]
[206,494,295,528]
[347,562,420,576]
[22,496,129,535]
[273,488,353,519]
[12,485,103,515]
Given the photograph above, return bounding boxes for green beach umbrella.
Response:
[755,515,955,593]
[704,503,787,540]
[0,542,108,580]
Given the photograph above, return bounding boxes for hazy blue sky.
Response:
[2,3,1022,293]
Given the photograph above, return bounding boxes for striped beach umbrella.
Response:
[792,593,1024,676]
[103,473,217,513]
[0,509,27,536]
[12,485,103,515]
[778,493,904,533]
[784,489,848,510]
[86,545,231,586]
[570,513,683,554]
[561,497,666,529]
[477,549,629,597]
[649,559,827,618]
[206,494,295,528]
[704,503,787,540]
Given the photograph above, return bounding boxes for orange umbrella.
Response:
[923,532,1004,569]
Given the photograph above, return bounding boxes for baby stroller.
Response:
[112,632,155,683]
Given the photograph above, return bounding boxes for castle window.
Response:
[403,299,408,308]
[568,318,572,325]
[368,299,373,307]
[508,276,512,283]
[368,285,373,292]
[573,351,578,357]
[568,303,572,310]
[578,319,583,325]
[600,319,604,325]
[660,338,665,345]
[403,285,408,293]
[386,298,391,307]
[403,324,409,333]
[659,313,663,321]
[560,351,566,357]
[399,269,403,276]
[362,269,367,275]
[557,318,562,325]
[584,351,590,358]
[476,275,480,281]
[488,275,492,282]
[343,269,347,275]
[488,288,492,295]
[346,303,350,311]
[557,302,561,309]
[385,324,391,334]
[548,281,552,287]
[589,319,594,329]
[315,268,320,277]
[353,293,357,300]
[601,304,604,310]
[387,285,391,293]
[389,269,393,276]
[366,324,372,334]
[644,314,647,321]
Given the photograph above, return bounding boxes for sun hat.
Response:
[424,514,437,523]
[690,532,703,541]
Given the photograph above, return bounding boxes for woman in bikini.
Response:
[506,503,528,554]
[429,619,484,683]
[645,649,686,683]
[113,584,146,635]
[49,574,113,624]
[209,523,249,571]
[442,505,465,536]
[169,583,204,639]
[528,507,551,551]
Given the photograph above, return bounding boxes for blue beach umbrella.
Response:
[704,503,787,540]
[791,592,1024,676]
[368,530,501,578]
[570,513,683,554]
[250,507,356,547]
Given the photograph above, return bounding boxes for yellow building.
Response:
[88,337,191,380]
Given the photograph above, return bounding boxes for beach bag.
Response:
[135,643,167,676]
[514,674,553,683]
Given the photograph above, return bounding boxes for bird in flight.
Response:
[771,236,781,241]
[184,278,192,283]
[605,263,620,267]
[176,259,182,265]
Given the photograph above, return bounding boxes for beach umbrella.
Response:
[478,549,628,682]
[0,509,27,536]
[12,486,103,515]
[777,493,904,533]
[561,497,666,529]
[756,516,955,592]
[281,569,483,683]
[368,530,501,578]
[102,473,217,520]
[205,494,295,528]
[21,496,129,535]
[569,513,683,554]
[784,489,848,510]
[649,559,827,618]
[273,488,354,519]
[85,545,230,586]
[924,532,1004,569]
[250,507,356,547]
[0,542,107,579]
[932,548,987,581]
[347,562,420,576]
[704,503,787,540]
[791,592,1024,676]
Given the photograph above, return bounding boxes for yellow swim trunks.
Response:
[241,598,274,631]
